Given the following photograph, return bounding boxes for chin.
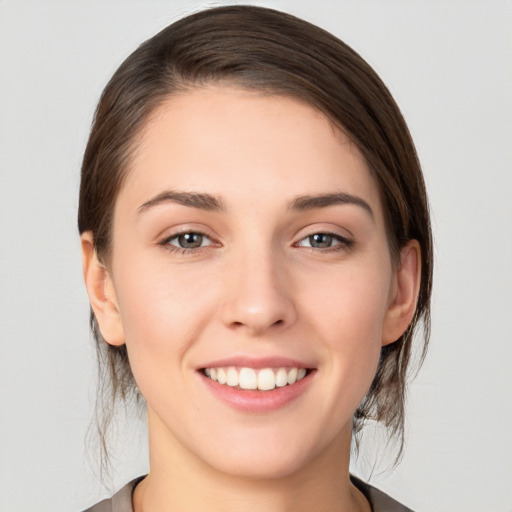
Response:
[207,448,313,481]
[190,423,339,481]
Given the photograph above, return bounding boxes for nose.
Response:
[220,247,297,335]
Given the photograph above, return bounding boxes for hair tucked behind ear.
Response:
[79,4,433,470]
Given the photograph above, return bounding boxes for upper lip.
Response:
[198,356,314,370]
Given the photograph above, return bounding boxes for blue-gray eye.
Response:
[310,233,333,248]
[298,233,350,249]
[167,232,212,249]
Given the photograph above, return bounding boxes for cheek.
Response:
[301,259,392,342]
[297,259,392,392]
[111,257,219,387]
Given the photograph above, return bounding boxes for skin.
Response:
[82,86,420,512]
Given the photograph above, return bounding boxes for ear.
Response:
[81,232,125,346]
[382,240,421,346]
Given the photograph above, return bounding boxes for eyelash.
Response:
[294,233,354,252]
[159,231,214,255]
[159,231,354,255]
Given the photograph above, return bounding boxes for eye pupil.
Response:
[178,233,203,248]
[310,233,332,248]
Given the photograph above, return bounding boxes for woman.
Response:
[80,5,432,511]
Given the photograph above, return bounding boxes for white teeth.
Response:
[239,367,257,390]
[258,368,276,391]
[204,366,309,391]
[287,367,298,385]
[226,367,238,387]
[217,368,227,385]
[275,368,288,387]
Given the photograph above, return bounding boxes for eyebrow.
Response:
[288,192,374,220]
[138,190,225,214]
[137,189,373,219]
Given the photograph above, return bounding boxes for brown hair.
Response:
[79,4,432,463]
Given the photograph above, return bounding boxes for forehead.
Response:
[120,86,383,219]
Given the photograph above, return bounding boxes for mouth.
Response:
[201,366,311,391]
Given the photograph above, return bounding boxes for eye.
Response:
[296,232,352,249]
[162,232,212,250]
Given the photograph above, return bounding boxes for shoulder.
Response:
[351,475,415,512]
[82,477,143,512]
[84,475,412,512]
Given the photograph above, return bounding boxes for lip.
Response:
[197,355,313,370]
[197,356,316,413]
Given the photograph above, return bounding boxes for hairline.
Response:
[99,80,401,262]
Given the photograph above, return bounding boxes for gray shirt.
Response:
[83,475,414,512]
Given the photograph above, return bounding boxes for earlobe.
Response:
[382,240,421,346]
[81,232,125,346]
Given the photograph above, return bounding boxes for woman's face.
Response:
[93,86,410,479]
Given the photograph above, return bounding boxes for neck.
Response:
[133,409,370,512]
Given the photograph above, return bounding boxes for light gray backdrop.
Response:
[1,1,511,510]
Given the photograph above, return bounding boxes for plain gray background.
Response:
[1,1,511,510]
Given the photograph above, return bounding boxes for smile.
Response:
[203,366,308,391]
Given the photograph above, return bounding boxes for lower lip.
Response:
[200,371,315,413]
